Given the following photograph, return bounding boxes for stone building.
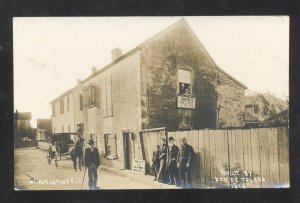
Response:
[50,19,246,170]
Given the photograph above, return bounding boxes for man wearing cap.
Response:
[167,136,179,186]
[84,139,100,190]
[177,137,194,188]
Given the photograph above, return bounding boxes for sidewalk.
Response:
[100,166,179,189]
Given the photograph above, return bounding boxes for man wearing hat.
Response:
[167,136,179,186]
[157,138,168,182]
[177,137,194,188]
[84,139,100,189]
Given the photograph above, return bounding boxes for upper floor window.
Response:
[67,96,70,111]
[178,67,192,95]
[79,94,83,111]
[52,104,56,117]
[253,105,259,114]
[88,85,96,108]
[60,99,64,114]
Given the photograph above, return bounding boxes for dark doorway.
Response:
[123,132,132,170]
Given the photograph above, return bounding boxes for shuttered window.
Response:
[102,74,113,117]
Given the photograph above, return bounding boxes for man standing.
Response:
[157,138,167,182]
[177,137,194,188]
[167,136,179,186]
[84,139,100,190]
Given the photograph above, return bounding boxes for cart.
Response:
[47,132,77,168]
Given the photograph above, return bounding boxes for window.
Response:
[102,74,113,117]
[79,94,83,111]
[67,96,70,111]
[68,125,71,132]
[77,123,84,134]
[88,85,96,107]
[178,68,192,95]
[60,99,64,114]
[62,126,64,132]
[254,105,259,114]
[53,127,55,133]
[52,104,56,117]
[104,134,117,156]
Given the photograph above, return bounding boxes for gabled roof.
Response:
[51,18,247,103]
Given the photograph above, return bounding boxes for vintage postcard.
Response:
[13,16,289,190]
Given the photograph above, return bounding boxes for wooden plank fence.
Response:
[141,127,289,188]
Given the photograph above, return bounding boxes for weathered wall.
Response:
[140,20,217,131]
[51,93,75,133]
[216,69,245,128]
[77,51,143,169]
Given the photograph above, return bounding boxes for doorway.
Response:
[123,132,132,170]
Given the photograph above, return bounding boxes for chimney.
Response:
[111,48,122,61]
[91,67,97,74]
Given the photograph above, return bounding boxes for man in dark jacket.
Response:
[84,139,100,190]
[177,137,194,188]
[167,136,179,186]
[157,138,168,182]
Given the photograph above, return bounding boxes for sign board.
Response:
[177,96,196,109]
[132,159,146,175]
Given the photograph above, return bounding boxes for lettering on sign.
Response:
[132,159,145,175]
[177,96,196,109]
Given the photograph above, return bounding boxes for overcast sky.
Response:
[13,16,289,127]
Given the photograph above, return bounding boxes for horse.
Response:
[70,138,84,172]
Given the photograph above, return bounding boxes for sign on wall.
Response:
[132,159,146,175]
[177,96,196,109]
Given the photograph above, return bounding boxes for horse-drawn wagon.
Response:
[47,132,79,167]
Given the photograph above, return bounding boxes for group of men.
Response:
[151,136,194,188]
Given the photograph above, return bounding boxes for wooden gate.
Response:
[140,127,166,175]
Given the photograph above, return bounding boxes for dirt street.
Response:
[14,147,154,190]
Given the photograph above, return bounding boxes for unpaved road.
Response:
[14,147,154,190]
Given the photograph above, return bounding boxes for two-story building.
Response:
[50,19,247,170]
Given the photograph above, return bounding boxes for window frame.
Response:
[104,133,117,156]
[177,66,193,96]
[79,94,83,111]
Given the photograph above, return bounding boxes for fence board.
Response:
[192,130,201,186]
[235,129,245,188]
[259,128,271,187]
[198,130,205,186]
[250,128,262,188]
[242,129,254,188]
[268,128,280,187]
[209,130,217,186]
[277,127,289,186]
[228,130,237,188]
[203,129,211,186]
[214,130,230,187]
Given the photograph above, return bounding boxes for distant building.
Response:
[36,119,52,140]
[14,110,36,146]
[50,19,246,170]
[14,110,32,129]
[243,91,288,127]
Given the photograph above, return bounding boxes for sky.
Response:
[13,16,289,127]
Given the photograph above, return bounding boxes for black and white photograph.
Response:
[13,16,289,190]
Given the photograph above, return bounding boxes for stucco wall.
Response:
[51,93,75,133]
[216,69,245,127]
